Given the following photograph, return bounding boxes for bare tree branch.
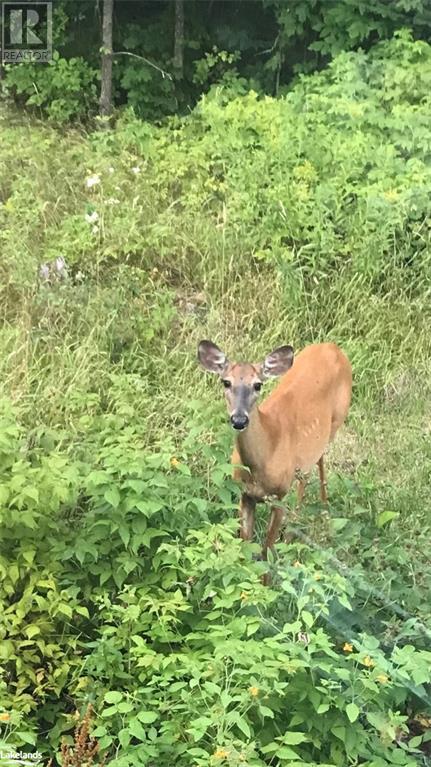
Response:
[113,51,173,80]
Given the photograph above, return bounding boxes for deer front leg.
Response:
[262,505,285,586]
[239,493,256,541]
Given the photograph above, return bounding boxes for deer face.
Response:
[198,340,294,431]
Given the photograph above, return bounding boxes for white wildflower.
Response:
[131,166,141,175]
[39,263,50,281]
[85,211,99,224]
[86,174,101,189]
[55,256,67,276]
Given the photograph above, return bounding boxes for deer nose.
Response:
[230,413,249,430]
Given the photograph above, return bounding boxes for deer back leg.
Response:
[317,455,328,503]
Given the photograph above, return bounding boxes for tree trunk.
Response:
[99,0,114,122]
[173,0,184,77]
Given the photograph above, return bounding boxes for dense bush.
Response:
[1,0,431,120]
[0,399,430,766]
[1,33,431,766]
[3,54,99,122]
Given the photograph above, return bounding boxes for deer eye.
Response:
[254,382,262,392]
[222,380,231,389]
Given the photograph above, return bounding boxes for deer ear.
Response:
[198,340,228,376]
[261,345,294,378]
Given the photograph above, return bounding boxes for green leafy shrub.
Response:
[0,398,430,765]
[4,53,99,122]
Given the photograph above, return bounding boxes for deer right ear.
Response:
[198,340,228,375]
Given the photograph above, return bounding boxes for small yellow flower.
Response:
[240,591,248,601]
[0,713,10,721]
[170,457,180,467]
[347,103,364,118]
[213,749,230,759]
[314,572,322,580]
[363,655,375,667]
[383,189,399,203]
[343,642,353,652]
[249,686,259,697]
[376,673,389,684]
[296,183,310,202]
[293,560,302,568]
[293,160,316,182]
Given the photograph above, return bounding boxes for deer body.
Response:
[232,343,352,500]
[198,340,352,566]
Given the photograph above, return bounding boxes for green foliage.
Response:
[2,0,431,121]
[115,10,178,119]
[4,52,99,123]
[4,31,426,397]
[1,32,431,766]
[0,398,430,765]
[266,0,431,67]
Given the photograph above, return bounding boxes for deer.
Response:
[198,340,352,576]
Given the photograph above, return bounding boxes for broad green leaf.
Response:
[376,511,399,528]
[104,486,121,508]
[332,517,349,531]
[276,746,300,760]
[136,711,158,724]
[128,719,147,741]
[25,625,40,639]
[301,610,314,628]
[282,732,308,745]
[346,702,360,723]
[101,705,119,717]
[231,712,250,738]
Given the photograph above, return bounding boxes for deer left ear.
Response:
[261,345,294,378]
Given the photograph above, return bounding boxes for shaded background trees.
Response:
[2,0,431,122]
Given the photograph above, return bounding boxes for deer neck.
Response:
[235,406,275,474]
